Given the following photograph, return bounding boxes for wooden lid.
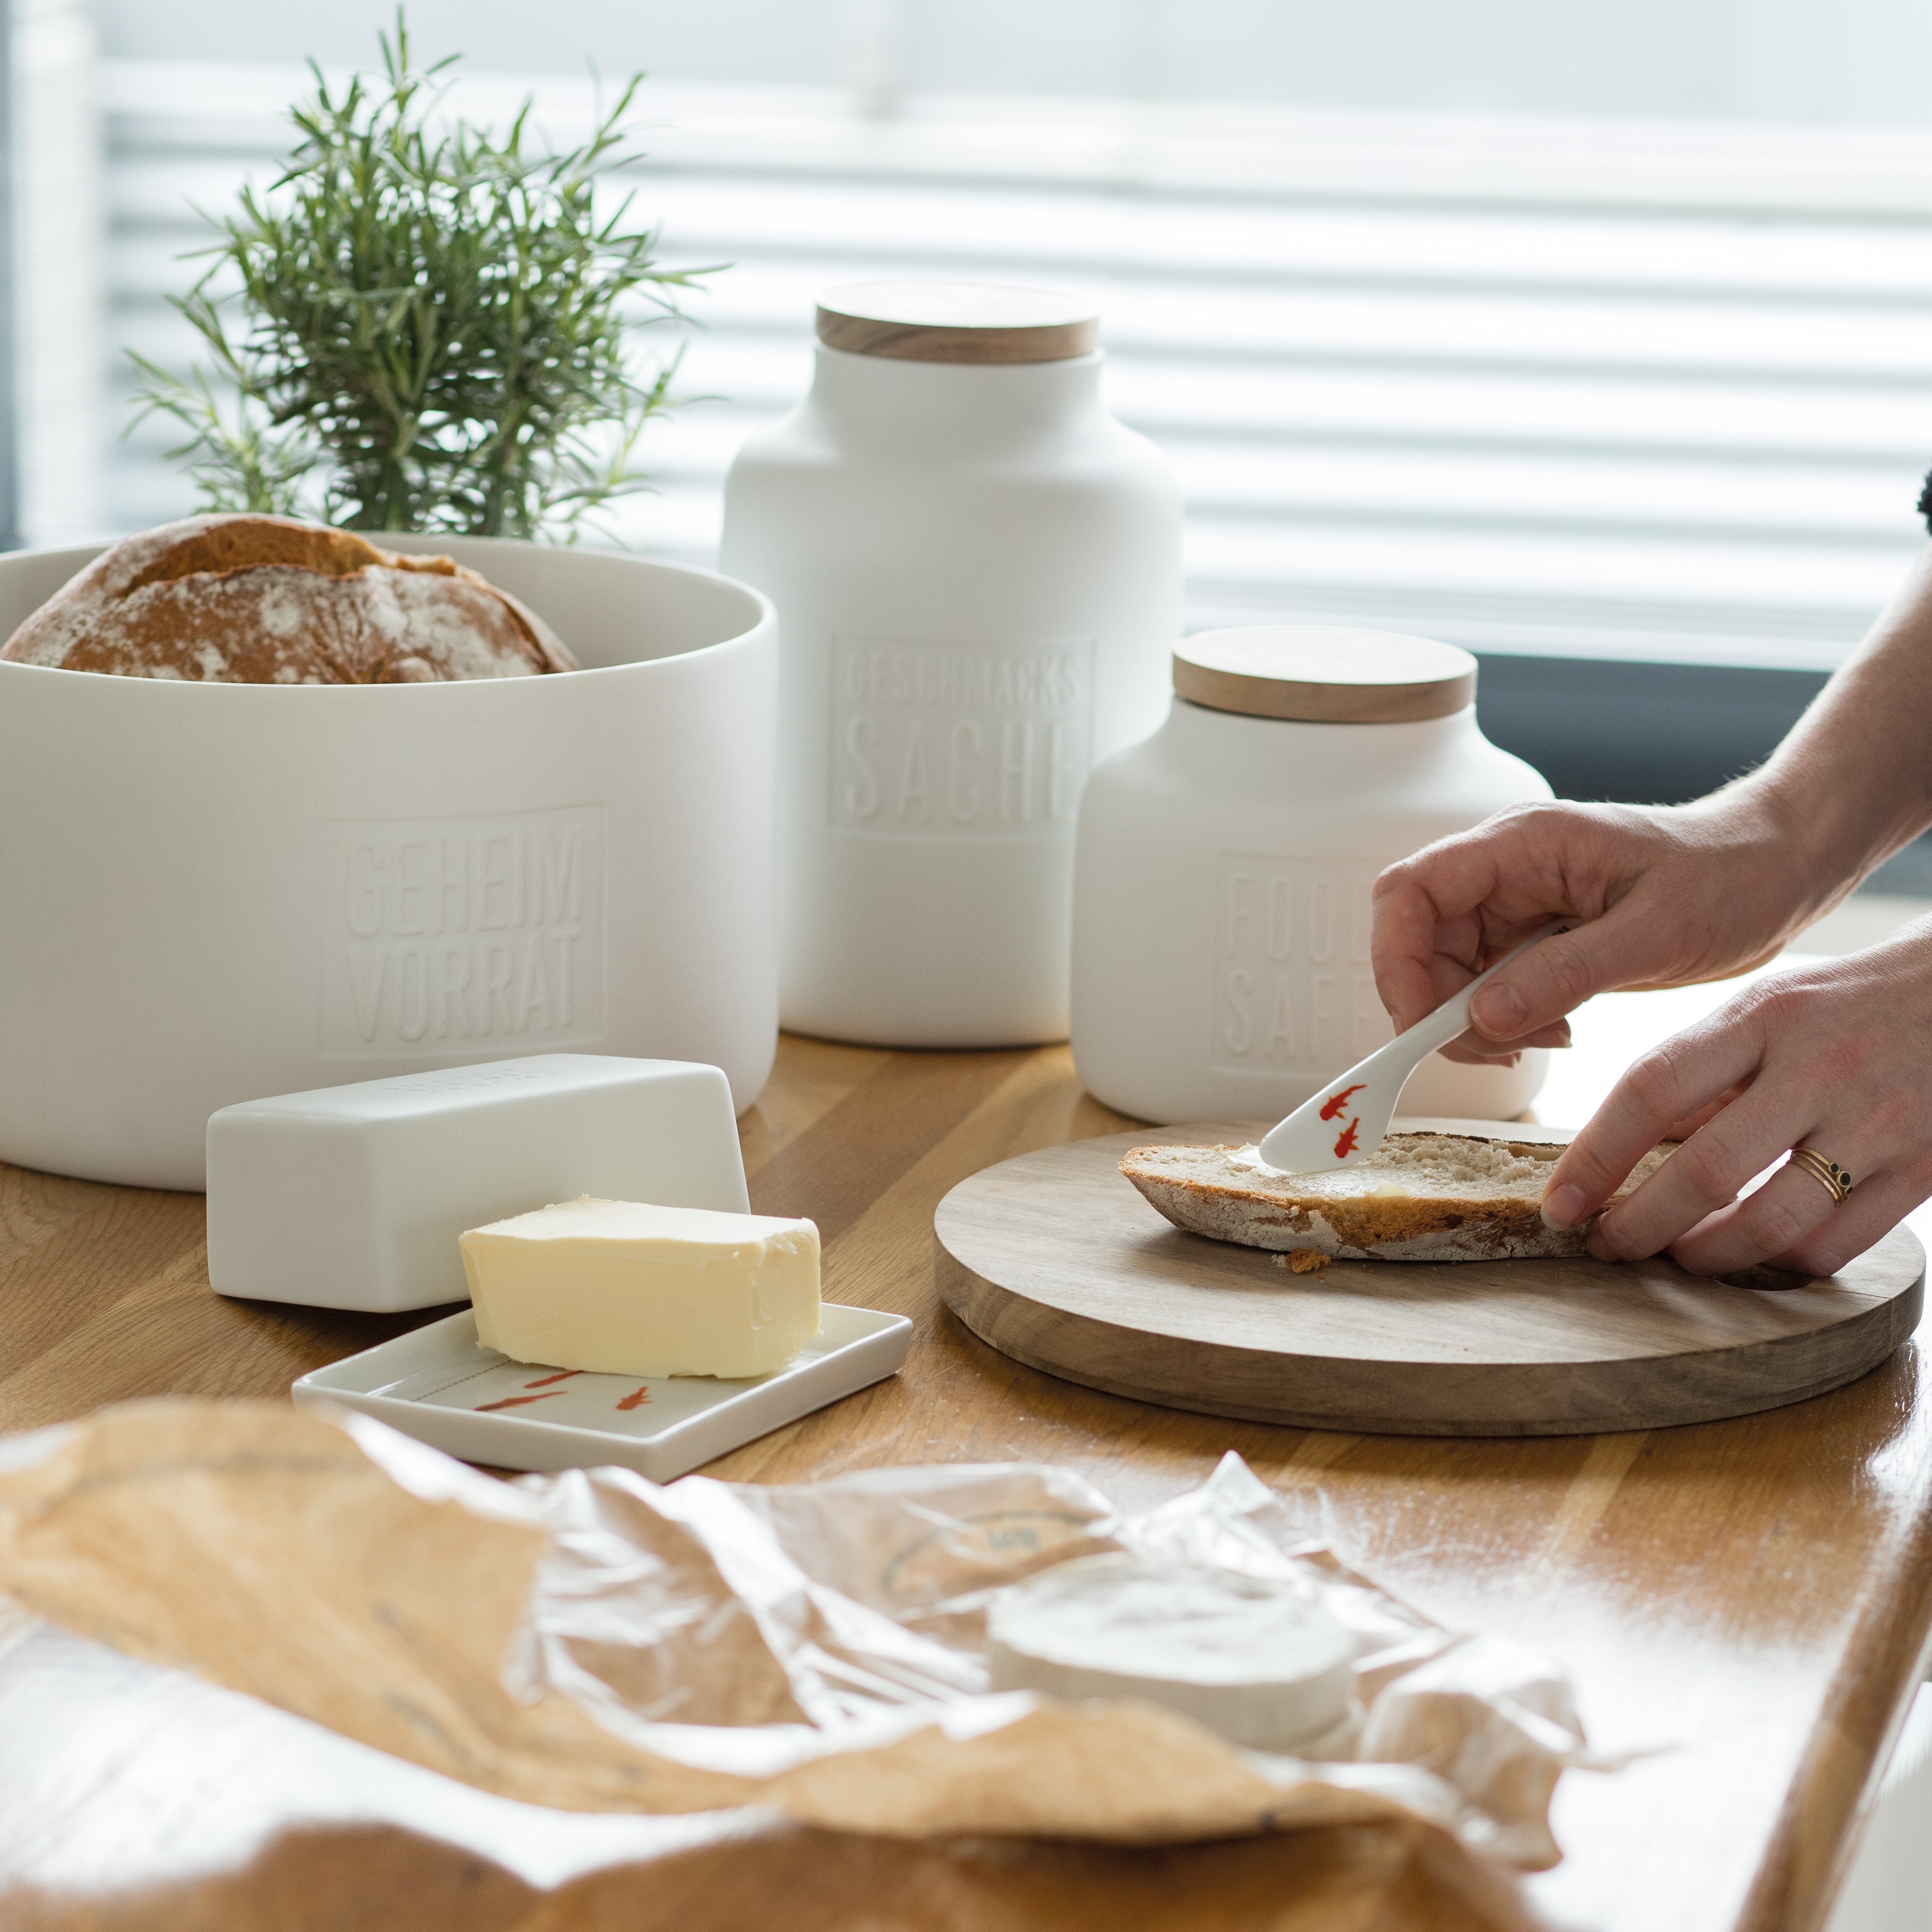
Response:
[1173,626,1477,723]
[816,281,1100,364]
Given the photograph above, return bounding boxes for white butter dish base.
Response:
[291,1304,911,1481]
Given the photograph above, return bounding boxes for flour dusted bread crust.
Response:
[1121,1131,1675,1262]
[0,514,576,684]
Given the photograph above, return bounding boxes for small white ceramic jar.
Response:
[1071,627,1554,1126]
[720,281,1182,1047]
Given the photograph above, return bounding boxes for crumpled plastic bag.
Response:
[0,1399,1614,1886]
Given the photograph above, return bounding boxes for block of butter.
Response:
[459,1196,821,1378]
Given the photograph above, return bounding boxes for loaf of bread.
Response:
[1120,1132,1675,1263]
[0,514,577,683]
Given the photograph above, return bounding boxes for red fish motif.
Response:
[523,1369,582,1389]
[476,1391,562,1412]
[1333,1117,1361,1159]
[1319,1084,1366,1122]
[615,1386,653,1412]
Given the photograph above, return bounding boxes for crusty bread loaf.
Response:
[0,514,576,684]
[1121,1132,1674,1263]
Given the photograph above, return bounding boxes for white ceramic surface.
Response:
[1070,629,1554,1125]
[206,1054,750,1314]
[0,537,779,1189]
[721,324,1182,1047]
[291,1303,913,1481]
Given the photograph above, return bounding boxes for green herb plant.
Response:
[130,17,718,539]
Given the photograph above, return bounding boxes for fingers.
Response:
[1371,873,1477,1034]
[1371,816,1563,1031]
[1436,1015,1573,1065]
[1662,1154,1931,1279]
[1540,1019,1766,1231]
[1539,932,1932,1277]
[1372,801,1653,1036]
[1584,1078,1801,1261]
[1669,1151,1878,1290]
[1573,1093,1925,1279]
[1466,907,1659,1046]
[1632,1155,1841,1277]
[1658,1083,1747,1143]
[1762,1166,1932,1277]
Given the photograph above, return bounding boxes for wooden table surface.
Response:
[3,962,1931,1931]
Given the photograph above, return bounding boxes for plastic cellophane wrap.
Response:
[0,1401,1623,1930]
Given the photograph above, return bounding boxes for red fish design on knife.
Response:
[1333,1117,1361,1159]
[1319,1084,1366,1122]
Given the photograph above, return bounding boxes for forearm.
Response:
[1732,541,1932,901]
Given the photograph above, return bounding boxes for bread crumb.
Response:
[1271,1249,1330,1274]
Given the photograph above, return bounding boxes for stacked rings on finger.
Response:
[1788,1146,1854,1205]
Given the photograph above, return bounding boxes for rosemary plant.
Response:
[130,20,717,539]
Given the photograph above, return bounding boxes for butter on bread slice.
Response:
[1120,1131,1673,1262]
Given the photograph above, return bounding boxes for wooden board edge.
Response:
[933,1235,1925,1440]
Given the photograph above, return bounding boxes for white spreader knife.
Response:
[1255,922,1573,1176]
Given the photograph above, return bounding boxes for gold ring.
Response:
[1788,1146,1854,1206]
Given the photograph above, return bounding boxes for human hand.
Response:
[1539,920,1932,1275]
[1371,792,1828,1064]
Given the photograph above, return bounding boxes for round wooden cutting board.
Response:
[933,1120,1926,1436]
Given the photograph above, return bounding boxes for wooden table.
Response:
[2,966,1930,1931]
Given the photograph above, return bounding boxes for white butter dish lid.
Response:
[986,1552,1358,1755]
[209,1053,749,1314]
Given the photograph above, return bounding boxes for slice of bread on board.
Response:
[1120,1131,1674,1263]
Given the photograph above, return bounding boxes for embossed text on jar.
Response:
[320,805,607,1056]
[1212,857,1386,1074]
[829,635,1094,840]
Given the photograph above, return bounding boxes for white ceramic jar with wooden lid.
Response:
[720,281,1182,1046]
[1070,627,1554,1125]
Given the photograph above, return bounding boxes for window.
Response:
[20,0,1932,688]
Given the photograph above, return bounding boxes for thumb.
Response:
[1468,913,1652,1042]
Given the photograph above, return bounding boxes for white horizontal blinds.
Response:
[106,68,1932,669]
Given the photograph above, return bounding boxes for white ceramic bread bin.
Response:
[720,281,1182,1047]
[1070,627,1554,1125]
[0,538,779,1190]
